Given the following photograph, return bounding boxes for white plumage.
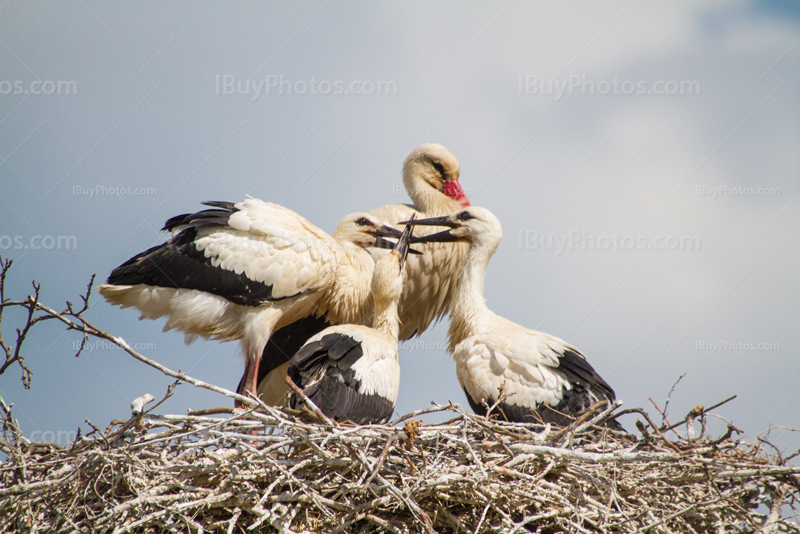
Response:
[287,224,412,424]
[406,207,619,426]
[253,143,472,404]
[99,199,403,404]
[367,143,471,339]
[454,324,588,413]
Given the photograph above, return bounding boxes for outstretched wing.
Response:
[103,199,338,306]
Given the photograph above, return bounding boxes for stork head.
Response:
[333,212,404,250]
[400,206,502,250]
[402,143,470,211]
[371,219,413,308]
[333,212,422,255]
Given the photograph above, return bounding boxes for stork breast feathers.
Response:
[459,331,577,388]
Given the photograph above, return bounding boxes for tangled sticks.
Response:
[0,258,798,532]
[1,396,798,533]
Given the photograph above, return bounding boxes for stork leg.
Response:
[236,351,261,409]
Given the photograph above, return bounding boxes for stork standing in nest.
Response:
[287,220,415,424]
[405,207,618,426]
[253,143,472,403]
[367,143,471,340]
[98,199,406,405]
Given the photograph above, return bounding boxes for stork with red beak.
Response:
[367,143,471,339]
[253,143,473,405]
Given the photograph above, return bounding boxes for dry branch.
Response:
[2,399,799,533]
[1,256,799,533]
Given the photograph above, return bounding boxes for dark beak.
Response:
[399,215,462,244]
[395,216,414,268]
[370,224,422,254]
[409,229,460,244]
[371,224,403,239]
[399,215,459,229]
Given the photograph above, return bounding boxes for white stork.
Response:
[98,199,406,405]
[252,143,472,403]
[367,143,471,339]
[287,222,413,424]
[405,207,619,427]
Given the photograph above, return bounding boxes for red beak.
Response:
[441,179,471,207]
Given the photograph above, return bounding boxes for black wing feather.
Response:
[162,201,238,232]
[288,333,394,424]
[105,201,290,307]
[465,391,574,426]
[289,333,364,401]
[556,348,616,403]
[464,348,620,429]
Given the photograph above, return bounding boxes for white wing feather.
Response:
[454,322,578,408]
[194,199,338,299]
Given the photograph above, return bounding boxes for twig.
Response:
[388,402,458,426]
[658,373,685,428]
[662,395,738,433]
[188,407,235,416]
[363,433,398,490]
[285,376,335,427]
[614,407,682,453]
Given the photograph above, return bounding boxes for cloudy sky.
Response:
[1,1,798,454]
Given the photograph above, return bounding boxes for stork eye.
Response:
[356,217,371,226]
[432,161,445,174]
[457,211,474,221]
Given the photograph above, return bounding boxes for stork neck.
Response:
[372,296,400,345]
[447,239,495,348]
[403,171,463,215]
[328,245,375,325]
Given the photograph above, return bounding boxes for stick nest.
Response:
[1,400,799,534]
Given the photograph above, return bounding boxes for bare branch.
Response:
[1,255,798,533]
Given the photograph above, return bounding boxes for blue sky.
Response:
[1,1,798,454]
